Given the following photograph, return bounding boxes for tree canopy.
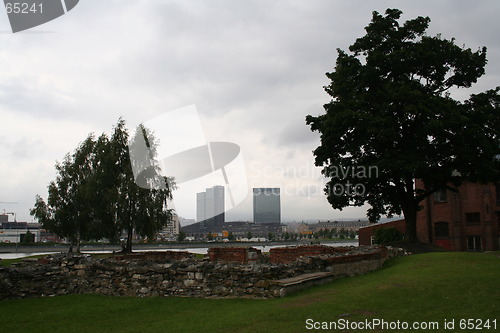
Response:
[306,9,500,240]
[31,119,175,252]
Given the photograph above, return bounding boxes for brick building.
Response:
[416,182,499,251]
[358,219,405,246]
[359,182,500,251]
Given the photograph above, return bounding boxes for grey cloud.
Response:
[2,0,500,222]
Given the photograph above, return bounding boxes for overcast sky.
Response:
[1,0,499,223]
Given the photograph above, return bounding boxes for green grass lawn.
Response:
[0,252,498,333]
[0,254,48,267]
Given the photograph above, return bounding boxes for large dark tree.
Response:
[306,9,499,240]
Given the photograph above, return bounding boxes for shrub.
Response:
[374,227,403,244]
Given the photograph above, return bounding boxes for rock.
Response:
[183,279,197,287]
[255,280,269,288]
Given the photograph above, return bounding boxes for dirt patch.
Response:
[280,289,338,308]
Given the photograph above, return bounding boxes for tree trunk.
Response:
[122,226,133,253]
[403,202,418,241]
[76,239,81,254]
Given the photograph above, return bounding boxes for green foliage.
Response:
[306,8,500,240]
[349,230,357,239]
[22,231,35,244]
[177,231,186,242]
[374,227,403,244]
[228,232,236,241]
[30,119,175,253]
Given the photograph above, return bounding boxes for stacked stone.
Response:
[0,245,406,300]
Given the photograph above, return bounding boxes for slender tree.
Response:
[119,123,175,252]
[306,9,499,240]
[31,119,175,252]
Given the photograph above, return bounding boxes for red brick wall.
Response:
[208,247,262,264]
[416,181,499,251]
[269,245,351,264]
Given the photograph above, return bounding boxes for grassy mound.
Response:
[0,252,498,333]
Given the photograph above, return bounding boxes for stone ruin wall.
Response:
[269,245,352,264]
[0,245,406,300]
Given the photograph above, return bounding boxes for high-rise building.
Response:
[253,188,281,223]
[196,185,225,229]
[196,192,206,223]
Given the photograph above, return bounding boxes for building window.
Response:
[465,212,480,225]
[370,236,375,245]
[496,183,500,205]
[467,236,482,251]
[433,189,447,202]
[434,222,449,238]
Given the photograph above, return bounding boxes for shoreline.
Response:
[0,239,359,254]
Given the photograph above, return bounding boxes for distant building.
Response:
[159,214,181,240]
[253,188,281,223]
[196,192,206,223]
[196,185,225,229]
[299,220,369,235]
[223,221,282,238]
[359,181,500,251]
[179,217,195,226]
[0,216,42,243]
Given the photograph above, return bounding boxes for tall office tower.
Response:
[212,185,225,227]
[205,187,215,226]
[196,192,206,223]
[196,185,225,229]
[253,188,281,223]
